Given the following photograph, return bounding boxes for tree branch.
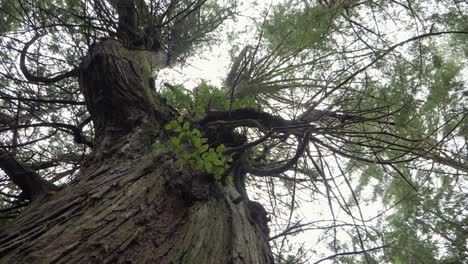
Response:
[0,149,58,200]
[20,33,79,84]
[314,244,392,264]
[242,129,311,176]
[200,108,295,129]
[0,122,93,149]
[0,94,85,105]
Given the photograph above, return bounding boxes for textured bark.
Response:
[0,40,273,263]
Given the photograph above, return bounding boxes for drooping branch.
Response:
[20,34,79,84]
[0,149,58,200]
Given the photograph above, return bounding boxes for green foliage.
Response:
[263,1,339,53]
[155,116,233,181]
[380,169,467,263]
[0,0,21,34]
[340,49,466,260]
[160,82,256,117]
[424,58,462,113]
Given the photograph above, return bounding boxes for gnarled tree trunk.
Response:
[0,40,273,263]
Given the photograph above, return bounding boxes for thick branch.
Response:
[0,149,58,200]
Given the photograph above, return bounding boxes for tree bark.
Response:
[0,40,273,263]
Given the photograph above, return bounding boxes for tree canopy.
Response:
[0,0,467,263]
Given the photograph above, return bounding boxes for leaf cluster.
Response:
[155,116,233,181]
[160,82,256,117]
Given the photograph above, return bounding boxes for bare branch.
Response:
[20,33,79,84]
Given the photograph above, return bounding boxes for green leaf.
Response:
[216,144,225,154]
[183,121,190,131]
[181,152,191,160]
[192,129,202,137]
[208,151,217,161]
[177,116,184,123]
[194,138,202,148]
[212,158,223,166]
[199,144,209,153]
[170,137,181,149]
[204,161,213,172]
[175,159,185,168]
[226,175,234,183]
[153,143,164,150]
[215,167,225,175]
[165,120,179,130]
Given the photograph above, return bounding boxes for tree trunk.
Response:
[0,40,273,263]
